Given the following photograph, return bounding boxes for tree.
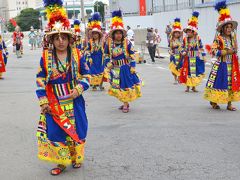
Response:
[6,21,16,32]
[94,1,105,21]
[16,8,40,31]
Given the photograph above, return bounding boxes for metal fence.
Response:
[151,0,240,13]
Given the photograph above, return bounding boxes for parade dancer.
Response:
[86,13,105,91]
[73,19,83,51]
[204,0,240,111]
[0,33,9,79]
[169,18,183,84]
[179,11,206,92]
[104,10,142,113]
[13,26,24,58]
[36,0,90,175]
[83,18,93,51]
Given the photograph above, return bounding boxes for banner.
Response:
[139,0,146,16]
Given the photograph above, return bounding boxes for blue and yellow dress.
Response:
[204,35,240,104]
[75,38,83,52]
[104,39,142,102]
[169,38,182,76]
[36,48,90,166]
[86,39,105,86]
[179,36,206,87]
[0,39,8,78]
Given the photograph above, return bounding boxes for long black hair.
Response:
[51,34,72,70]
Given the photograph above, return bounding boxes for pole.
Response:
[163,0,166,12]
[176,0,178,10]
[81,0,85,24]
[192,0,195,12]
[151,0,154,15]
[73,0,75,19]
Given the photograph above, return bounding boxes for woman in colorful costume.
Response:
[36,0,90,175]
[86,13,105,91]
[13,26,24,58]
[179,11,206,92]
[104,10,142,113]
[204,0,240,111]
[0,33,9,79]
[169,18,183,84]
[73,19,83,51]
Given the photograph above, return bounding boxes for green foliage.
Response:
[16,8,40,31]
[94,1,105,21]
[6,21,16,32]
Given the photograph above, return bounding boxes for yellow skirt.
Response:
[90,73,104,86]
[108,85,142,103]
[204,87,240,104]
[183,74,205,87]
[169,62,180,76]
[37,138,85,166]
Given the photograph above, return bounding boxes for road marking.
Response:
[5,39,11,44]
[156,66,168,70]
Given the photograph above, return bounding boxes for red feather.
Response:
[205,44,212,55]
[111,22,123,28]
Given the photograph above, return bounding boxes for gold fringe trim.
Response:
[37,138,85,166]
[90,74,103,86]
[169,62,180,76]
[108,85,142,102]
[183,74,205,87]
[204,87,240,104]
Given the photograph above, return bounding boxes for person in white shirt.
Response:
[127,26,135,46]
[154,28,161,58]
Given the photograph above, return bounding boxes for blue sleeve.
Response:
[198,38,206,57]
[104,43,111,67]
[76,55,90,91]
[128,42,136,68]
[36,57,48,105]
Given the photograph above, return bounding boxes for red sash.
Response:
[232,54,240,92]
[0,51,6,73]
[179,56,189,84]
[46,84,83,144]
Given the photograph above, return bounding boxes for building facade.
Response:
[109,0,238,16]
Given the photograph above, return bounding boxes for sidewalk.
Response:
[134,44,214,67]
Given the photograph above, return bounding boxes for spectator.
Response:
[127,26,135,46]
[165,24,172,47]
[154,28,161,58]
[28,27,37,50]
[146,28,156,63]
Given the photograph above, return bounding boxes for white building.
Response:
[109,0,217,16]
[39,0,95,28]
[5,0,38,19]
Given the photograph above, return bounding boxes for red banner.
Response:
[139,0,146,16]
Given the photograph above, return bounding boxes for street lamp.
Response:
[81,0,85,24]
[38,16,42,30]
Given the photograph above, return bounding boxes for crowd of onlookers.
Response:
[146,27,162,63]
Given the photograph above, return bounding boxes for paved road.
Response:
[1,39,240,180]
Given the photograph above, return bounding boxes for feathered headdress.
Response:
[87,17,93,29]
[172,18,182,33]
[43,0,71,36]
[91,12,102,32]
[74,19,81,35]
[214,0,237,32]
[184,11,199,33]
[110,10,126,37]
